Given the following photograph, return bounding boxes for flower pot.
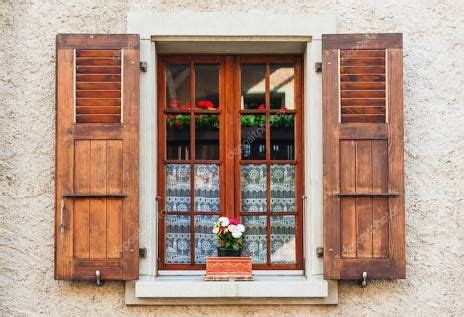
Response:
[217,247,242,257]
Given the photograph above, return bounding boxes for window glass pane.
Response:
[195,215,219,263]
[166,164,191,212]
[270,164,295,212]
[242,216,267,264]
[195,64,220,110]
[270,114,294,160]
[270,64,295,110]
[271,216,296,263]
[241,114,266,160]
[165,215,191,263]
[195,115,219,160]
[166,114,190,160]
[241,64,266,110]
[166,64,190,110]
[241,164,267,212]
[194,164,220,212]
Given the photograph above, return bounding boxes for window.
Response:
[157,55,303,270]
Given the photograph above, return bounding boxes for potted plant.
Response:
[213,217,245,257]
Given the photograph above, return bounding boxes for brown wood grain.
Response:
[55,34,139,281]
[340,140,357,258]
[73,140,90,259]
[323,33,404,280]
[89,140,107,258]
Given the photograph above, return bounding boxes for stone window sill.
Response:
[125,274,338,305]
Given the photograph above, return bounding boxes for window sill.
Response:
[125,274,338,305]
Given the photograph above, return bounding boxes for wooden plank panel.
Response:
[340,82,385,90]
[76,58,120,66]
[76,66,121,74]
[340,66,385,74]
[355,140,373,258]
[106,140,123,258]
[372,140,389,257]
[76,50,121,58]
[341,106,385,115]
[89,140,107,258]
[340,140,357,258]
[340,74,385,82]
[76,82,121,90]
[341,98,385,106]
[76,106,121,115]
[340,50,386,58]
[342,114,385,124]
[73,140,90,258]
[340,58,385,66]
[76,99,121,107]
[76,74,121,82]
[76,90,121,98]
[341,90,385,98]
[76,114,121,123]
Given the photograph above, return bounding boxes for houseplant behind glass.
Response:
[213,217,246,257]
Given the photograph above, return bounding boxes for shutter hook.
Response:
[95,270,102,287]
[361,271,368,288]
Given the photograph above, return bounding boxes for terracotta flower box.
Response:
[204,256,254,281]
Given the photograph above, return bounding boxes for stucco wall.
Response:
[1,0,463,315]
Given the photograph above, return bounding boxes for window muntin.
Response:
[158,55,303,270]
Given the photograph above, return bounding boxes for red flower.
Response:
[229,217,238,225]
[169,99,180,108]
[258,104,265,110]
[179,104,191,110]
[280,105,287,110]
[196,100,215,109]
[174,120,181,126]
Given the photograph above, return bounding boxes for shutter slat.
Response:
[323,33,405,280]
[55,34,139,281]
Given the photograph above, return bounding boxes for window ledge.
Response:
[125,275,338,305]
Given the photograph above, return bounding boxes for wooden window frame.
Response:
[157,54,304,270]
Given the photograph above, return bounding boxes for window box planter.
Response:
[204,256,253,281]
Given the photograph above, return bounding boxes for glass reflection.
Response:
[270,114,294,160]
[270,64,295,110]
[195,64,220,110]
[271,216,296,263]
[166,64,190,110]
[241,64,266,110]
[166,114,190,160]
[195,115,219,160]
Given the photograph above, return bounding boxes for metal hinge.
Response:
[139,61,147,72]
[315,62,322,73]
[316,247,324,257]
[139,248,147,258]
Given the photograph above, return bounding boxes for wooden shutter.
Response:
[323,34,405,280]
[55,34,139,281]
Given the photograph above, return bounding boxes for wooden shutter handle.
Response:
[60,199,65,234]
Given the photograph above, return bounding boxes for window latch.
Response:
[139,61,147,72]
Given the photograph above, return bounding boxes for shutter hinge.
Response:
[316,247,324,257]
[139,248,147,258]
[315,62,322,73]
[139,61,147,72]
[361,271,368,288]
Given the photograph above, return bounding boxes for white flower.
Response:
[218,217,229,227]
[212,227,219,234]
[237,224,245,232]
[231,231,242,238]
[228,224,238,232]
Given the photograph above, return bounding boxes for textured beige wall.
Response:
[1,0,463,315]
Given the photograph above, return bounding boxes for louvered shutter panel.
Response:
[322,34,405,280]
[55,34,139,281]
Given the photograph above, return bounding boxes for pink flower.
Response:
[258,104,265,110]
[229,217,238,225]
